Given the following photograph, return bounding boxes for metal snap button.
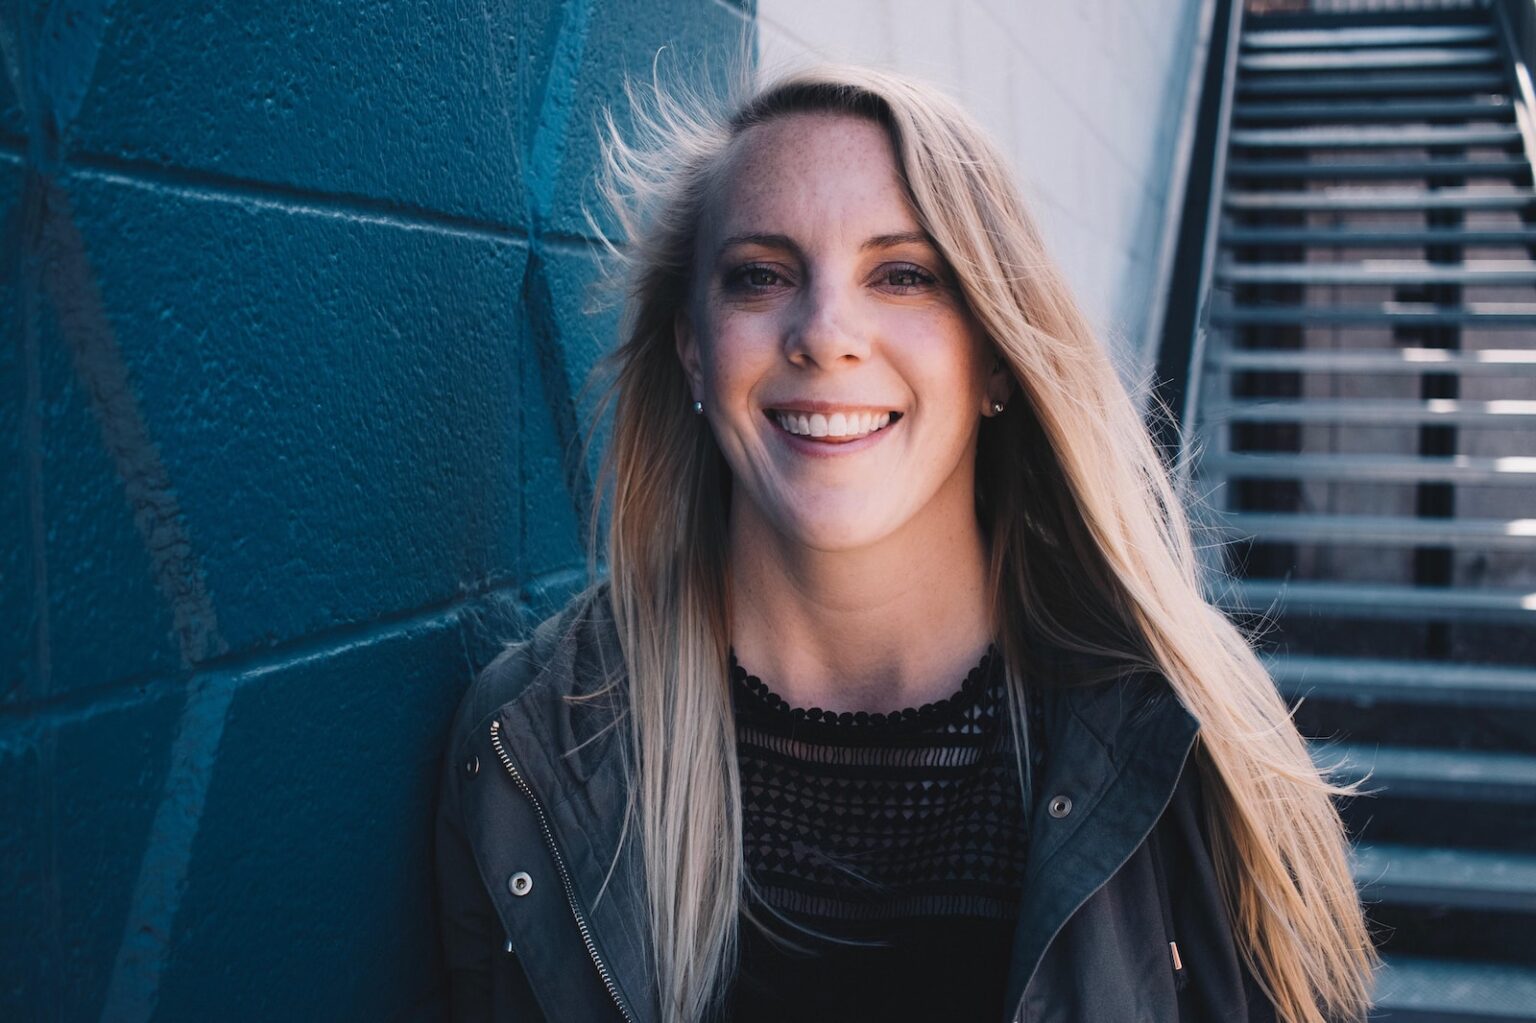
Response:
[1048,794,1073,819]
[464,755,479,776]
[508,871,534,897]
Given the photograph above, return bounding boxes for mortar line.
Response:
[16,164,65,1023]
[0,566,592,743]
[74,152,524,239]
[62,155,626,252]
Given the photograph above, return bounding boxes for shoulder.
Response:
[1048,654,1192,758]
[442,577,619,762]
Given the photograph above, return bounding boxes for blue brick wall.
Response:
[0,2,754,1018]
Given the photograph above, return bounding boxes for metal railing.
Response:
[1492,2,1536,163]
[1498,0,1536,75]
[1151,0,1244,470]
[1245,0,1487,12]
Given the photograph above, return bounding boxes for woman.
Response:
[435,62,1379,1023]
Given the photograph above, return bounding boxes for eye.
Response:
[880,263,938,292]
[723,263,790,292]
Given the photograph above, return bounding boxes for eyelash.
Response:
[724,264,785,291]
[723,262,939,294]
[883,264,938,291]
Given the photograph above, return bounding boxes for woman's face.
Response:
[679,111,1008,554]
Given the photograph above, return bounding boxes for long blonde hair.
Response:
[582,59,1379,1023]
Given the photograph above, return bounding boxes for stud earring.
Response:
[692,400,704,415]
[991,401,1005,415]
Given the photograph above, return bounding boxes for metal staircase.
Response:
[1186,2,1536,1019]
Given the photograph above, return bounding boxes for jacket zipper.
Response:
[489,718,637,1023]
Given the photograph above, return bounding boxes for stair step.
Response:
[1233,97,1514,124]
[1191,19,1536,1016]
[1243,25,1494,51]
[1214,347,1536,372]
[1225,188,1536,212]
[1214,304,1536,327]
[1223,226,1536,246]
[1271,653,1536,708]
[1372,954,1536,1022]
[1220,510,1536,548]
[1229,579,1536,622]
[1207,397,1536,425]
[1205,451,1536,484]
[1354,843,1536,913]
[1227,158,1530,181]
[1314,742,1536,804]
[1219,260,1536,285]
[1241,47,1498,73]
[1230,124,1521,148]
[1238,69,1506,98]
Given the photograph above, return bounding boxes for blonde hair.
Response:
[581,57,1379,1023]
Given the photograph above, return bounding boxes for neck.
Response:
[725,484,994,716]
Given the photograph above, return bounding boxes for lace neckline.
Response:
[729,644,1001,732]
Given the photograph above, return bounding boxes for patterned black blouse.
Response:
[724,643,1047,1022]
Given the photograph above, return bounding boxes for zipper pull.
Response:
[1169,940,1188,991]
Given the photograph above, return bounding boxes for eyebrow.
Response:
[860,230,934,251]
[716,233,800,259]
[715,230,936,258]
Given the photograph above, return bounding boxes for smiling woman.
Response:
[676,110,1012,712]
[434,62,1380,1023]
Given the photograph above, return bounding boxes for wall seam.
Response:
[0,568,586,746]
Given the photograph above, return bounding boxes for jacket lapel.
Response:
[1001,656,1200,1018]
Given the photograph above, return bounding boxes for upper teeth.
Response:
[773,410,892,438]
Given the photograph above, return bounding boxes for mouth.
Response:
[763,408,904,444]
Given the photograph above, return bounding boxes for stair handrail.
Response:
[1491,0,1536,167]
[1139,0,1223,388]
[1184,0,1247,476]
[1151,0,1246,486]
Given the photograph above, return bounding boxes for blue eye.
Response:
[883,263,937,291]
[724,264,786,291]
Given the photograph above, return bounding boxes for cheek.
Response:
[702,314,777,398]
[948,327,992,398]
[884,312,987,395]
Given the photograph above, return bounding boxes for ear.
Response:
[675,307,704,398]
[984,350,1015,413]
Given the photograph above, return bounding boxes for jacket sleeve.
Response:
[434,713,499,1021]
[434,651,552,1022]
[1158,753,1281,1023]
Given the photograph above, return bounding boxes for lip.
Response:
[764,408,902,457]
[763,400,900,416]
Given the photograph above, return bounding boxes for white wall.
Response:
[756,0,1210,386]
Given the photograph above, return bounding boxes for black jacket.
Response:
[434,581,1280,1022]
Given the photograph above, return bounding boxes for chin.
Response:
[777,509,902,554]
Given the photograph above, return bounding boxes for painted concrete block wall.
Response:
[0,1,752,1019]
[756,0,1207,386]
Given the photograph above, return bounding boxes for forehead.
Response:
[709,111,918,237]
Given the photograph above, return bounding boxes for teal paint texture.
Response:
[0,1,754,1018]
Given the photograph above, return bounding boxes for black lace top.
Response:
[724,644,1046,1022]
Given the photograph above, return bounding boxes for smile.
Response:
[764,405,897,442]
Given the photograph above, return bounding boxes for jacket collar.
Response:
[494,581,1199,1023]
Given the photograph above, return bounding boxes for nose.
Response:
[784,275,871,367]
